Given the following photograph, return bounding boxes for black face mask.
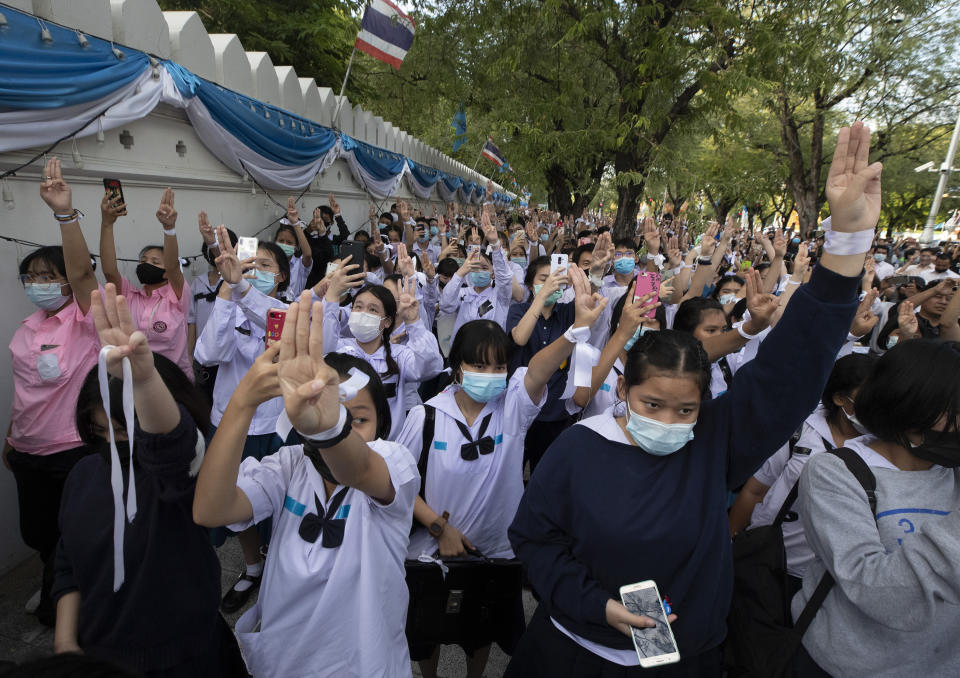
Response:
[911,429,960,468]
[136,262,167,285]
[303,446,340,485]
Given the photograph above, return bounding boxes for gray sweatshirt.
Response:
[792,437,960,677]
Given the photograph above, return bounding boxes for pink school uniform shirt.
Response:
[8,301,100,456]
[120,276,192,379]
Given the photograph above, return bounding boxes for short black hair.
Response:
[20,245,66,278]
[572,244,594,266]
[437,257,460,277]
[318,205,334,219]
[921,247,937,254]
[673,297,726,334]
[623,329,711,396]
[613,238,636,251]
[822,353,877,422]
[936,252,951,260]
[76,352,212,445]
[524,255,551,288]
[323,352,391,440]
[354,230,371,243]
[449,319,511,375]
[855,340,960,447]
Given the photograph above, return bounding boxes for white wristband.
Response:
[227,278,251,292]
[735,322,758,340]
[163,227,176,236]
[823,229,874,256]
[564,325,591,344]
[299,405,348,442]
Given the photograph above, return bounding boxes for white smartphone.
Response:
[467,243,481,257]
[236,236,258,261]
[619,580,680,668]
[325,262,338,277]
[550,253,569,276]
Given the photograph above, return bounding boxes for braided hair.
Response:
[353,284,400,378]
[623,329,711,396]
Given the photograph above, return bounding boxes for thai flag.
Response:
[481,137,507,168]
[355,0,416,70]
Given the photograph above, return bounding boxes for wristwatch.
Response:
[429,510,450,538]
[697,256,713,265]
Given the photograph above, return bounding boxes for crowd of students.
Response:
[3,122,960,678]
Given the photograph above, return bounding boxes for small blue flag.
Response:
[451,104,467,152]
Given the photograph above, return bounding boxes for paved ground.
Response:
[0,542,534,677]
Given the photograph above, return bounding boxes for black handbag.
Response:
[724,447,877,677]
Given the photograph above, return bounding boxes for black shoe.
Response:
[221,573,261,613]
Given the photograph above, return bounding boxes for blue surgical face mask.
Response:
[511,257,527,267]
[886,335,899,349]
[625,404,696,455]
[454,257,465,267]
[623,325,656,351]
[614,257,635,275]
[719,293,738,306]
[250,269,277,295]
[539,233,549,242]
[792,238,801,244]
[277,243,296,258]
[873,253,886,262]
[430,226,439,236]
[25,282,70,311]
[533,283,562,306]
[460,369,508,403]
[469,271,491,288]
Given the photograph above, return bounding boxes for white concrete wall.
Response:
[0,0,503,574]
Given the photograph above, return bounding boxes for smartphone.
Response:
[265,309,286,347]
[102,178,125,206]
[619,580,680,668]
[634,271,661,318]
[467,243,481,257]
[325,262,339,277]
[339,241,367,268]
[237,237,258,261]
[550,253,569,277]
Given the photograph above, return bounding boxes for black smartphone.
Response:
[339,241,367,269]
[103,178,125,207]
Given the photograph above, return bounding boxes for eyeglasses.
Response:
[19,273,62,285]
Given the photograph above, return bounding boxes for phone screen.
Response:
[237,237,258,261]
[620,583,679,666]
[102,178,125,206]
[634,272,660,318]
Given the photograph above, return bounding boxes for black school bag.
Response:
[724,447,878,677]
[404,405,524,652]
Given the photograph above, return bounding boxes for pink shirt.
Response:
[8,300,100,456]
[120,276,192,380]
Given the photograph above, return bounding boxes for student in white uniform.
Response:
[727,354,877,586]
[439,212,514,337]
[322,277,443,440]
[194,293,419,678]
[273,221,313,301]
[195,227,293,613]
[189,226,237,399]
[399,265,609,678]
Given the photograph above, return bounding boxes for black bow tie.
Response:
[456,413,495,461]
[298,486,349,547]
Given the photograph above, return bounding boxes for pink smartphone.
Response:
[634,272,660,319]
[266,309,286,346]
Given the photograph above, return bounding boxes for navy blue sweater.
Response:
[508,264,859,655]
[52,407,221,672]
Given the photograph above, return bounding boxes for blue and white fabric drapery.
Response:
[0,4,514,201]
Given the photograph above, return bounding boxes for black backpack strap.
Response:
[417,405,436,499]
[793,447,877,636]
[717,356,734,388]
[772,478,801,528]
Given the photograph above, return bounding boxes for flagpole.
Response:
[472,144,485,172]
[332,46,357,131]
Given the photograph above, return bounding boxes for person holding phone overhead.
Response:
[195,225,294,613]
[505,122,880,677]
[5,158,102,626]
[99,187,191,379]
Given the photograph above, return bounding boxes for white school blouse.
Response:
[438,244,514,338]
[230,441,419,678]
[397,369,545,559]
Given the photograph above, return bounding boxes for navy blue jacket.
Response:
[508,264,860,655]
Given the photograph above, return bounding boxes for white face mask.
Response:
[843,398,868,435]
[348,311,383,343]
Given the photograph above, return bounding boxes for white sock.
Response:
[233,560,263,592]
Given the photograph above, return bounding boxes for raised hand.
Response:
[277,292,341,436]
[792,242,810,279]
[213,225,247,284]
[570,264,608,328]
[156,188,177,230]
[897,300,919,338]
[850,289,879,337]
[397,276,420,324]
[643,220,661,254]
[421,253,436,279]
[101,192,127,226]
[324,255,365,301]
[198,211,215,246]
[397,245,415,278]
[536,268,567,302]
[39,157,72,214]
[329,193,340,215]
[481,209,499,244]
[90,284,155,381]
[399,200,410,222]
[369,204,377,223]
[826,122,883,233]
[743,268,779,331]
[773,229,787,258]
